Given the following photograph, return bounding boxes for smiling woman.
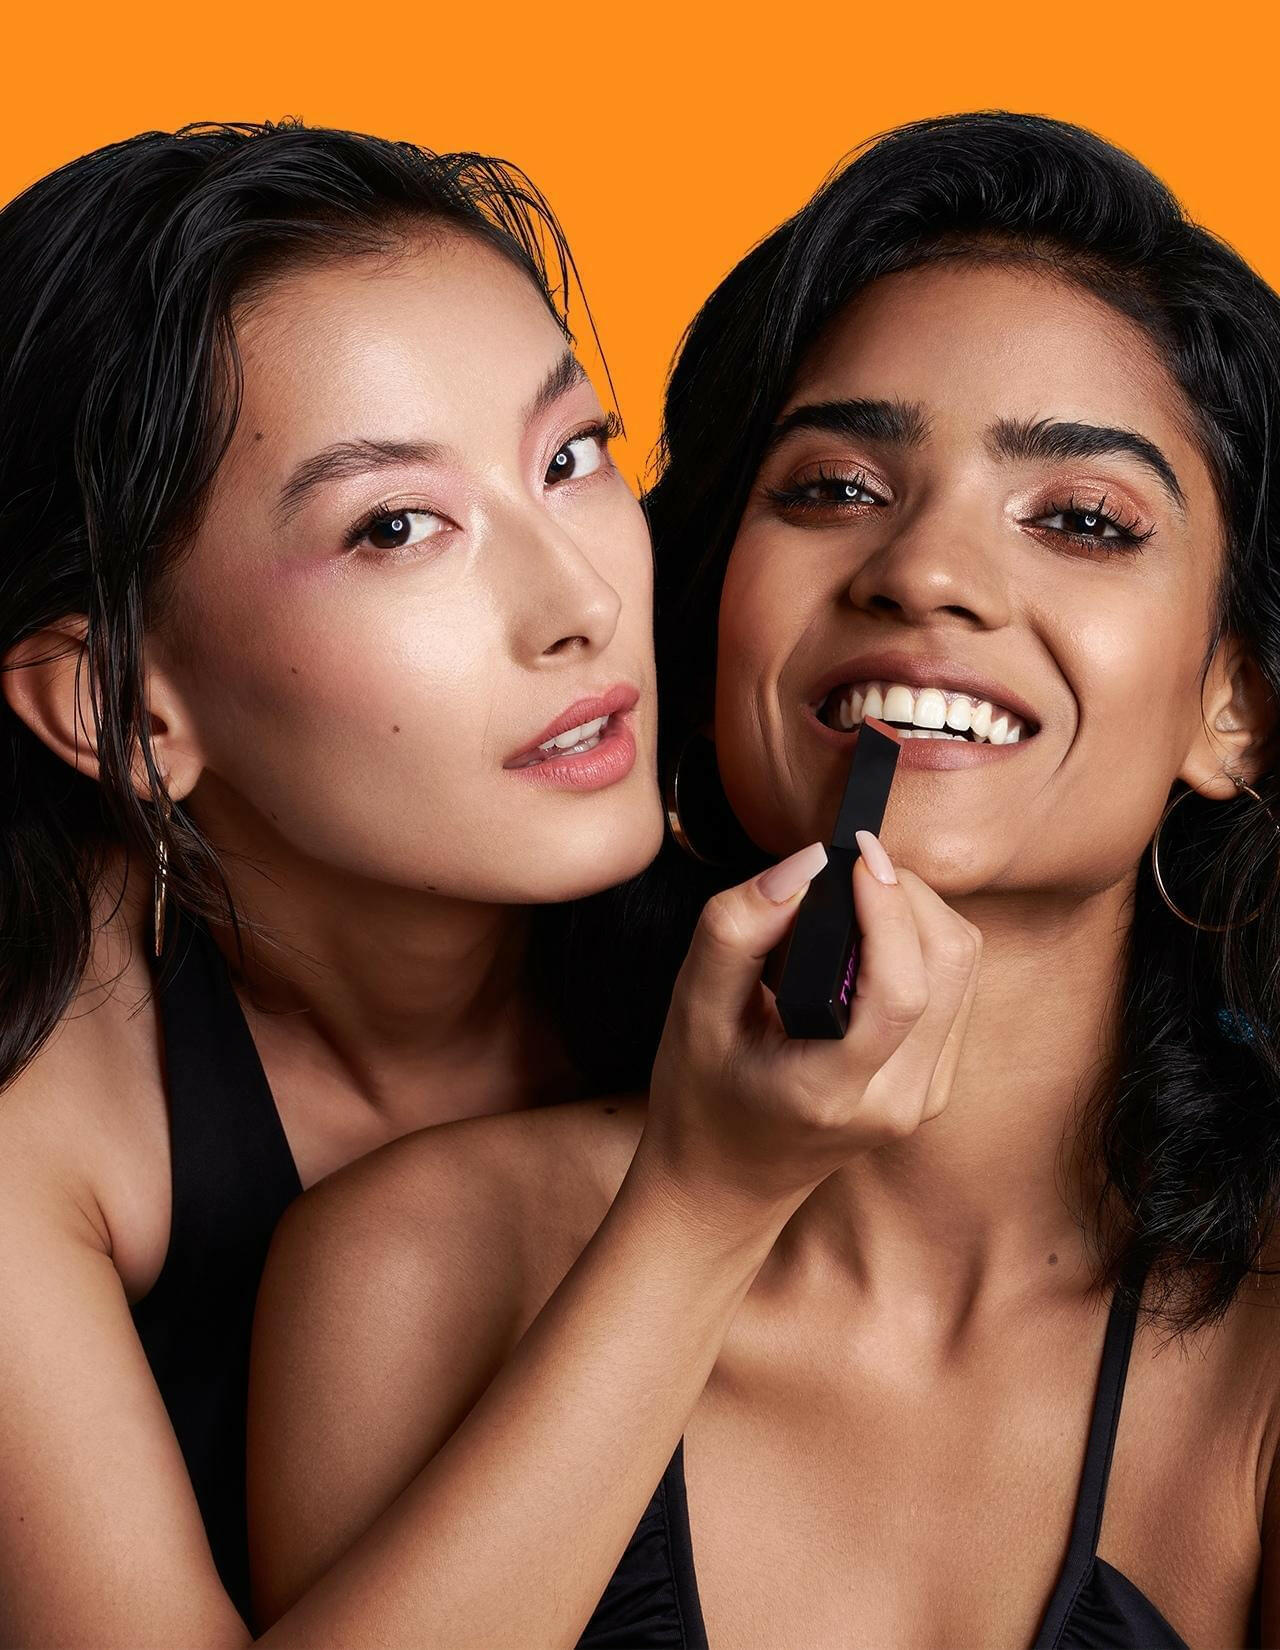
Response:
[247,111,1280,1650]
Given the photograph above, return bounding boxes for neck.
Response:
[785,877,1133,1322]
[114,817,576,1133]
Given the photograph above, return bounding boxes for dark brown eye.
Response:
[546,430,607,486]
[362,510,443,550]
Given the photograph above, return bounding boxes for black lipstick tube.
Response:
[774,716,903,1039]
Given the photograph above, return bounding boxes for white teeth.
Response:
[945,698,972,734]
[882,684,915,725]
[821,680,1030,747]
[912,687,948,729]
[540,715,608,753]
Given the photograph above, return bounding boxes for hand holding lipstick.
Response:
[629,827,983,1231]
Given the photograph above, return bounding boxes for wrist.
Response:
[613,1136,808,1272]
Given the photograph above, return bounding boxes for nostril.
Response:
[543,635,591,657]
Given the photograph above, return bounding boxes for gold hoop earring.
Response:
[664,732,731,865]
[1150,772,1278,932]
[153,793,173,959]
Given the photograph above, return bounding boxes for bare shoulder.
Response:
[0,865,169,1293]
[248,1094,649,1618]
[263,1094,648,1332]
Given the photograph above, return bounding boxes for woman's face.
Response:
[714,260,1241,899]
[154,229,661,906]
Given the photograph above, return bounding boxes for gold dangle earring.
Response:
[1149,771,1280,932]
[153,791,173,959]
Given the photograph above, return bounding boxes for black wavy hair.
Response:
[0,119,610,1096]
[595,110,1280,1335]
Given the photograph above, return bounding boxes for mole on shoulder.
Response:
[1048,1252,1058,1265]
[393,724,400,732]
[604,1106,618,1115]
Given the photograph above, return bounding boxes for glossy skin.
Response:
[165,230,659,910]
[251,261,1280,1649]
[0,231,661,1645]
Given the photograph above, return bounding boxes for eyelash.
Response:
[343,499,432,551]
[550,415,623,482]
[342,415,623,551]
[765,468,1156,556]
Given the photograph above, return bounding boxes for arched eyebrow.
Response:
[763,397,929,459]
[272,351,590,527]
[522,348,588,427]
[762,398,1187,516]
[275,438,449,525]
[987,415,1186,515]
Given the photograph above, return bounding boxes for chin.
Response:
[508,802,665,905]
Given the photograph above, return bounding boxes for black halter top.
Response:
[129,903,302,1626]
[578,1261,1191,1649]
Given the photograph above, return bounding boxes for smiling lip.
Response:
[807,648,1042,734]
[504,682,640,767]
[804,709,1031,768]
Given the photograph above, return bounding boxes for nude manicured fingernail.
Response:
[758,841,828,904]
[855,829,897,885]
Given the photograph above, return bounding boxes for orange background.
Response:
[2,0,1274,488]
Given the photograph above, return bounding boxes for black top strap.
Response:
[132,901,302,1623]
[145,902,302,1275]
[1033,1257,1149,1647]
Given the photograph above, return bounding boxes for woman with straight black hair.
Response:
[0,117,682,1644]
[252,111,1280,1647]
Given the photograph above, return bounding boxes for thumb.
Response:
[679,842,828,1027]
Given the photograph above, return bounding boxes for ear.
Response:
[2,615,202,802]
[1182,634,1277,799]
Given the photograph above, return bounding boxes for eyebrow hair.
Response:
[274,439,450,525]
[762,397,931,460]
[987,415,1186,515]
[274,349,592,526]
[523,348,589,427]
[763,397,1187,516]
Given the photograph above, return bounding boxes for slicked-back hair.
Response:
[0,119,605,1096]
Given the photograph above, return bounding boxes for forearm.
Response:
[259,1160,786,1650]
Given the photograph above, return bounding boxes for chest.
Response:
[680,1326,1262,1649]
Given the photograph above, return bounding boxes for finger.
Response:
[676,842,829,1028]
[844,842,929,1059]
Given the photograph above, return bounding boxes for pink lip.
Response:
[807,648,1042,734]
[508,718,638,791]
[504,682,640,767]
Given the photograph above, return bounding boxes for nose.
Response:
[502,504,623,667]
[842,492,1011,628]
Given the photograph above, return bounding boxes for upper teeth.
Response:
[824,682,1030,745]
[539,715,609,753]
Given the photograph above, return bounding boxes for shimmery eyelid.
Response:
[343,499,446,550]
[1033,489,1154,544]
[763,465,881,511]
